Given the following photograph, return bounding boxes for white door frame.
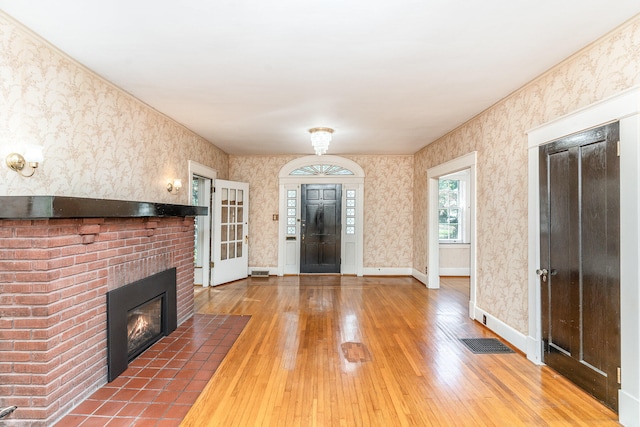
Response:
[277,155,365,276]
[188,161,217,287]
[427,152,477,320]
[527,86,640,425]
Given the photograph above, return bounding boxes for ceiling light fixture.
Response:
[308,127,334,156]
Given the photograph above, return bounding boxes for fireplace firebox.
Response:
[127,296,163,359]
[107,268,177,381]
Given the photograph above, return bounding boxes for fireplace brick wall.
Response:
[0,216,196,426]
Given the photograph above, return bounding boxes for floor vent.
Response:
[250,270,270,278]
[459,338,515,354]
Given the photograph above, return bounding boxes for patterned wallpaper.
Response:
[229,155,414,269]
[3,7,638,336]
[229,155,296,268]
[348,155,413,268]
[414,15,640,334]
[0,13,228,203]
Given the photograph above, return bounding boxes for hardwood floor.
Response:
[182,275,619,426]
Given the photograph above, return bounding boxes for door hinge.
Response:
[617,141,620,157]
[617,367,621,384]
[210,261,215,268]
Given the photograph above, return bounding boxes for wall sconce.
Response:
[167,179,182,195]
[5,144,44,177]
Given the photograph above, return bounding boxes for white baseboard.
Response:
[251,267,415,277]
[439,267,470,276]
[619,389,640,427]
[412,269,428,286]
[473,306,527,353]
[363,267,413,276]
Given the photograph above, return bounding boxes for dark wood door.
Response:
[300,184,341,273]
[539,122,620,411]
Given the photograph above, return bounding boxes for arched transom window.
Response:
[290,164,354,176]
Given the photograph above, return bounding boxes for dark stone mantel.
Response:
[0,196,207,219]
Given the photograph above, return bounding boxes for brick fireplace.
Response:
[0,196,205,426]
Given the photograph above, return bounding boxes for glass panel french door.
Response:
[212,180,249,286]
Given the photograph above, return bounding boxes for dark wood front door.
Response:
[300,184,342,273]
[539,122,620,411]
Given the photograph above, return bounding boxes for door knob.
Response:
[536,268,548,282]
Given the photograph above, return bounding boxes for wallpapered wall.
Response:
[4,7,638,337]
[229,155,414,269]
[414,16,640,335]
[0,13,228,203]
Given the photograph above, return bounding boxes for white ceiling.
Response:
[1,1,639,156]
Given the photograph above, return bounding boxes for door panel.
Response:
[213,180,249,286]
[301,184,341,273]
[546,149,573,354]
[581,142,611,371]
[539,122,620,411]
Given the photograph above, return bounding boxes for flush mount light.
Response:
[308,127,334,156]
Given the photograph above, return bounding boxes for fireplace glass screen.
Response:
[127,296,163,360]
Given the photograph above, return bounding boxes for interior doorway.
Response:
[192,175,212,286]
[189,161,217,288]
[427,152,477,319]
[437,170,471,299]
[539,122,620,411]
[526,87,640,425]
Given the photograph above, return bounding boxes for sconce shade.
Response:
[23,144,44,163]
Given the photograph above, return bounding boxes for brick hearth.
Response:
[0,216,196,426]
[55,313,249,427]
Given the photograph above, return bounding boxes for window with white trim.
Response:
[438,171,470,243]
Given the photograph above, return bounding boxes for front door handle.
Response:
[536,268,548,282]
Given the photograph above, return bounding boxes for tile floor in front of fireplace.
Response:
[56,313,250,427]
